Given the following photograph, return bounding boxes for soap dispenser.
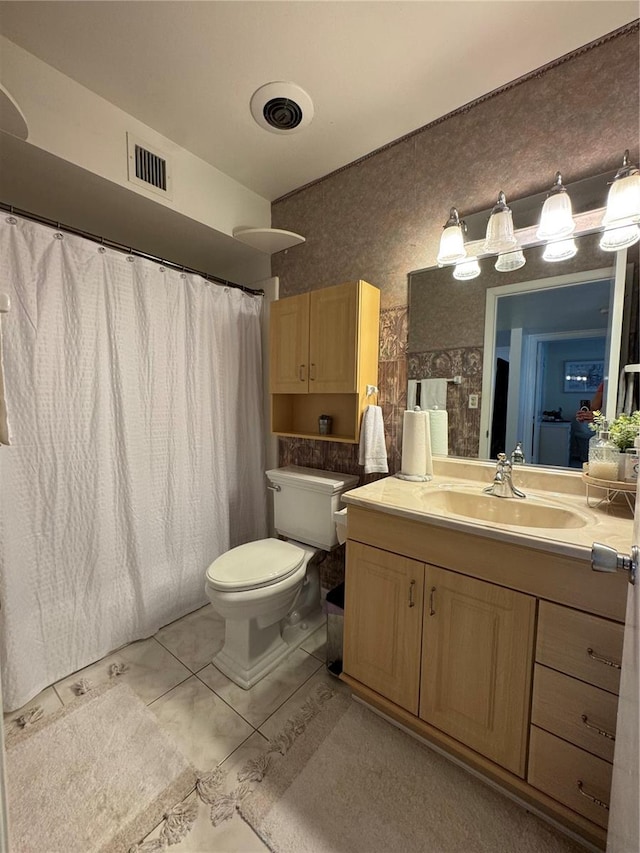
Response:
[511,442,525,465]
[588,421,620,481]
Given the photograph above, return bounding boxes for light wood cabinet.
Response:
[341,504,628,850]
[269,280,379,443]
[343,542,424,714]
[420,566,535,777]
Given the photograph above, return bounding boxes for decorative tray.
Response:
[581,472,637,492]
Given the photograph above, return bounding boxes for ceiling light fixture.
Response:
[537,171,576,240]
[484,192,518,254]
[600,150,640,252]
[437,208,467,266]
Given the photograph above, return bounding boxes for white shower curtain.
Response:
[0,215,267,710]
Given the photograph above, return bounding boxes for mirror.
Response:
[408,230,639,468]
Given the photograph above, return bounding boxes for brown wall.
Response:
[271,25,639,588]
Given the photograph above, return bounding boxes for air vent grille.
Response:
[126,132,172,198]
[134,145,167,191]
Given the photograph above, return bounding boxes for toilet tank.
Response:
[266,466,359,550]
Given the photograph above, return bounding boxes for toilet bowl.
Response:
[205,466,358,689]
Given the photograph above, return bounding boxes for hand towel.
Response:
[420,378,447,411]
[0,294,11,446]
[358,405,388,474]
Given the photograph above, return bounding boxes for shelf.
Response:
[273,430,357,444]
[232,227,305,254]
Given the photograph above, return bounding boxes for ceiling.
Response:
[0,1,637,201]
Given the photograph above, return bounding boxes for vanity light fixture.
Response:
[483,192,518,254]
[453,255,481,280]
[600,150,640,252]
[542,237,578,263]
[495,249,526,272]
[436,208,467,266]
[536,172,576,240]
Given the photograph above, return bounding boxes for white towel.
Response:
[420,378,447,410]
[0,294,10,446]
[358,405,388,474]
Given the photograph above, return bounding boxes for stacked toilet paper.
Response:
[398,408,433,481]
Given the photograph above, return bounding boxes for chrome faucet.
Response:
[484,453,526,499]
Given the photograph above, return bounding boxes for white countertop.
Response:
[342,459,634,562]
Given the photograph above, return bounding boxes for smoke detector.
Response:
[250,82,314,134]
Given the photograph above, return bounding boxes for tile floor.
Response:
[4,603,336,852]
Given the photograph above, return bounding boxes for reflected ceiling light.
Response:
[537,171,576,240]
[543,237,578,262]
[484,192,518,254]
[453,255,481,280]
[495,249,526,272]
[600,150,640,252]
[436,207,467,265]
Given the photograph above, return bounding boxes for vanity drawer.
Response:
[536,602,623,694]
[532,665,617,763]
[528,726,612,829]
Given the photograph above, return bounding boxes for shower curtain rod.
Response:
[0,202,264,296]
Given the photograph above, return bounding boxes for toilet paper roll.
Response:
[400,409,433,480]
[429,409,449,456]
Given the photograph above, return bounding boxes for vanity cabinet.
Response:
[420,566,535,777]
[269,280,380,443]
[343,542,424,713]
[341,504,628,849]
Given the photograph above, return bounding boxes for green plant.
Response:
[589,410,640,450]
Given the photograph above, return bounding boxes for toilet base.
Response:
[213,607,324,689]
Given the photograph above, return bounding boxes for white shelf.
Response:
[232,227,305,254]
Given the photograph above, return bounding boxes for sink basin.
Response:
[419,485,588,529]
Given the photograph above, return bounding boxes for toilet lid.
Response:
[206,538,305,591]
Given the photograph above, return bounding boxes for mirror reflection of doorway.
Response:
[486,273,613,465]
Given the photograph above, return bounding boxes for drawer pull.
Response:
[581,714,615,741]
[429,586,436,616]
[577,780,609,811]
[408,580,416,608]
[299,364,306,382]
[309,363,316,381]
[587,647,621,670]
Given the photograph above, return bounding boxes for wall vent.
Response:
[126,133,172,199]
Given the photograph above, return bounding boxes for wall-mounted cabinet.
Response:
[269,280,380,443]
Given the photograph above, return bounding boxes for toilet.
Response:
[205,466,359,689]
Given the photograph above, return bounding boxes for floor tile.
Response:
[3,686,63,733]
[299,621,327,661]
[197,648,323,728]
[54,637,191,706]
[140,789,269,853]
[155,604,225,672]
[149,675,254,773]
[259,665,344,741]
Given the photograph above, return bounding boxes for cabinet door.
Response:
[420,566,535,776]
[308,282,358,393]
[270,293,309,393]
[343,542,424,714]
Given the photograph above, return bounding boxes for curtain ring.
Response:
[98,237,106,254]
[5,216,17,225]
[126,248,135,263]
[180,266,187,280]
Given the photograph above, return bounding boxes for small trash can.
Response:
[325,581,345,677]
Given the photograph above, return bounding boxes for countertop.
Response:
[342,458,635,562]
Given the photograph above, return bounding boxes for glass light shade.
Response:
[602,170,640,226]
[537,191,575,240]
[543,237,578,263]
[495,249,526,272]
[453,256,481,280]
[437,223,466,265]
[484,192,518,253]
[599,221,640,252]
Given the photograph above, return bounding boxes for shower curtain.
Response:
[0,215,267,711]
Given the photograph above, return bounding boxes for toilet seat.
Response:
[206,538,305,592]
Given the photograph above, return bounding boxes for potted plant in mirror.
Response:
[589,411,640,481]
